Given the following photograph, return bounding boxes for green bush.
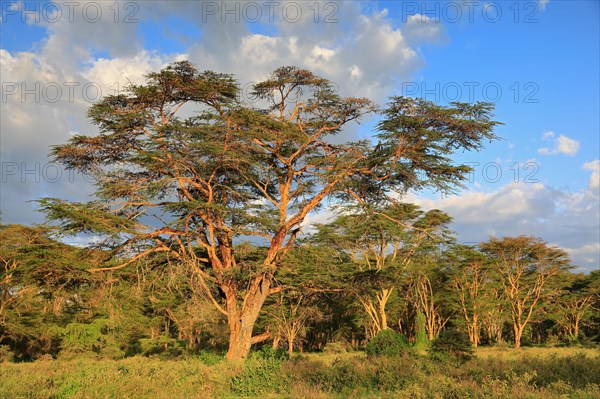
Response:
[365,329,410,357]
[139,336,184,359]
[414,312,428,350]
[0,345,14,363]
[430,329,473,362]
[231,351,289,396]
[323,341,347,354]
[250,345,289,361]
[195,350,223,365]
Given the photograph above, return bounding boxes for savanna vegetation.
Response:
[1,62,598,397]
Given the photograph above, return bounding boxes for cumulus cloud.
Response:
[0,1,432,225]
[583,160,600,190]
[403,178,599,272]
[402,14,447,45]
[0,46,184,223]
[538,131,580,156]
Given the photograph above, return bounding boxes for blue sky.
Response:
[1,0,598,271]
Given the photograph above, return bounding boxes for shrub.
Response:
[414,312,428,351]
[231,348,289,396]
[323,341,347,354]
[430,329,473,362]
[0,345,14,363]
[365,329,410,357]
[195,350,223,365]
[139,336,184,359]
[250,345,289,361]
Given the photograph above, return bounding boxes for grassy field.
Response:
[1,347,599,399]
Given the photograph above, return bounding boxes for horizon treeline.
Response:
[1,218,598,362]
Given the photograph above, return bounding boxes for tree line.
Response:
[0,222,598,362]
[1,62,597,361]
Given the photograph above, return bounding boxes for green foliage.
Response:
[61,320,107,351]
[415,311,428,349]
[231,349,290,396]
[195,350,223,366]
[365,329,410,357]
[430,328,474,362]
[34,60,502,359]
[139,336,183,358]
[249,345,289,362]
[323,341,347,354]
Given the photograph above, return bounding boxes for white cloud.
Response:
[299,175,600,273]
[403,179,599,273]
[403,14,447,45]
[538,132,580,156]
[1,2,434,226]
[542,130,555,140]
[583,160,600,190]
[0,47,183,223]
[539,0,550,11]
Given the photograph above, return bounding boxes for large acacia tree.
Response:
[38,61,499,359]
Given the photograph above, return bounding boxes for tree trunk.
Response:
[378,288,392,330]
[513,324,523,349]
[287,334,295,356]
[472,314,479,348]
[224,276,273,360]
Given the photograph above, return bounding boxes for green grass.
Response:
[1,348,599,399]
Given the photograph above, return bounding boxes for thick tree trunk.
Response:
[224,276,273,360]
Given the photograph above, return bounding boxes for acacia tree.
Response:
[480,285,508,344]
[310,204,420,336]
[310,205,454,338]
[38,62,499,359]
[551,273,595,341]
[407,210,454,340]
[480,236,570,348]
[448,245,491,347]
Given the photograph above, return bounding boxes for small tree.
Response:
[551,273,595,342]
[365,329,410,357]
[430,328,473,362]
[480,236,571,348]
[448,245,492,347]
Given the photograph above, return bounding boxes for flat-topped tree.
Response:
[37,61,500,359]
[480,236,571,348]
[309,203,454,338]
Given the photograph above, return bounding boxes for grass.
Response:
[475,345,596,358]
[0,347,598,399]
